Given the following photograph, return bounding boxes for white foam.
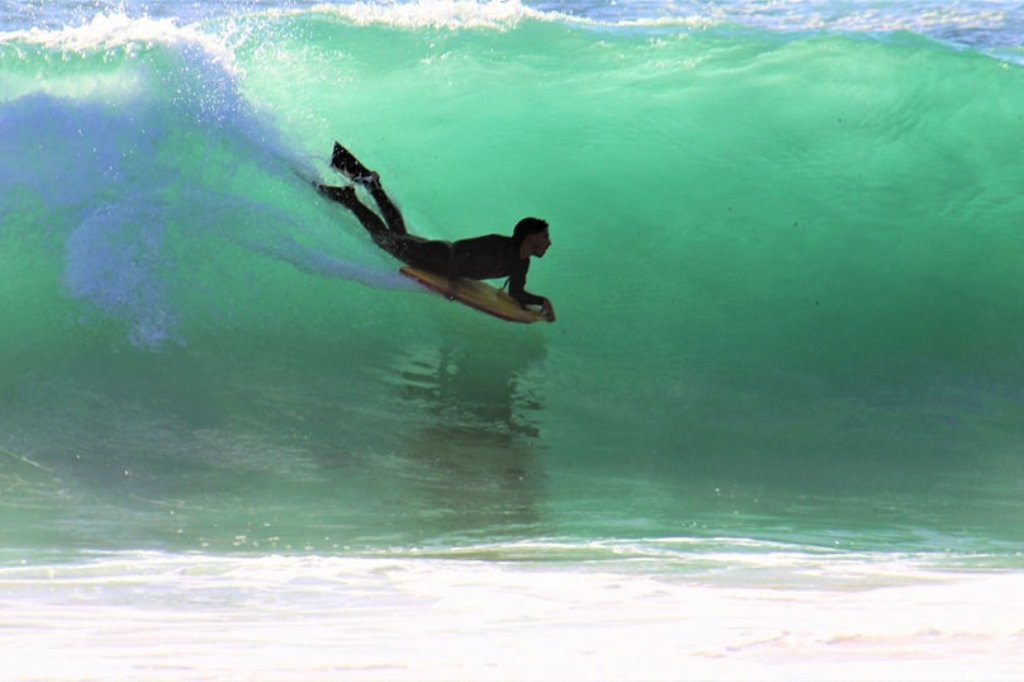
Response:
[307,0,553,31]
[2,549,1023,681]
[296,0,1013,39]
[0,11,233,63]
[0,1,1015,42]
[0,12,243,110]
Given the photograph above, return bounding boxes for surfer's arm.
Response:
[507,268,539,305]
[509,277,555,321]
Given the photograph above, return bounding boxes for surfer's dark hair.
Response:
[513,217,548,244]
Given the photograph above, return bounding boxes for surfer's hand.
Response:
[541,299,556,322]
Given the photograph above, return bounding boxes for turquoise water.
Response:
[2,1,1024,678]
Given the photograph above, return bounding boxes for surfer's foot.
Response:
[331,142,380,188]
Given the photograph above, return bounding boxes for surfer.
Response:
[318,142,556,322]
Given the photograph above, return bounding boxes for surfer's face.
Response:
[525,229,551,258]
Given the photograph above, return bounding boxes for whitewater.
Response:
[2,1,1024,679]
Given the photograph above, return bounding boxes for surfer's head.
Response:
[514,217,551,258]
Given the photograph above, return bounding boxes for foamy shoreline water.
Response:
[3,550,1023,681]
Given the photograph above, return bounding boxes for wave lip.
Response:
[306,0,554,30]
[301,1,1019,43]
[2,2,1019,57]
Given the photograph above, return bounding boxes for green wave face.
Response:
[2,11,1023,553]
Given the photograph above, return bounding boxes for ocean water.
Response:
[2,0,1024,679]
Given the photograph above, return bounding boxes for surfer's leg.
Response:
[317,184,393,248]
[365,181,408,236]
[331,142,408,236]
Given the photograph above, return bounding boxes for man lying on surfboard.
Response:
[318,142,556,322]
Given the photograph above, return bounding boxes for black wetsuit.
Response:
[320,183,545,308]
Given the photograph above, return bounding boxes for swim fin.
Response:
[331,142,376,185]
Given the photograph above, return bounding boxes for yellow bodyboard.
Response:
[400,266,547,324]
